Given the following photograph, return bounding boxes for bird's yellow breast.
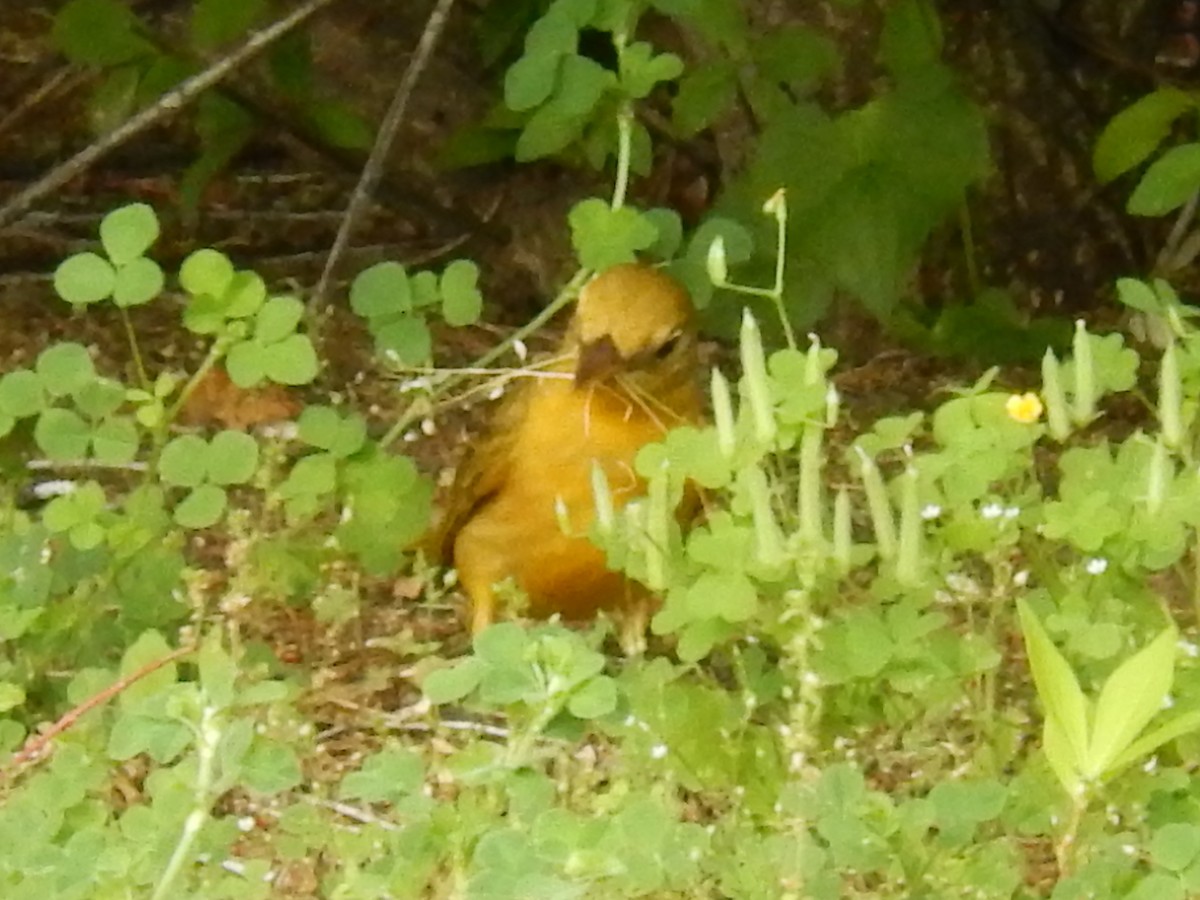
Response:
[452,375,690,623]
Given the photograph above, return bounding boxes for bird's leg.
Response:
[469,586,496,635]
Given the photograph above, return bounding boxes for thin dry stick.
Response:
[1,645,196,782]
[311,0,459,314]
[0,0,341,230]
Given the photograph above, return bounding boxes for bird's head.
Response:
[568,264,697,387]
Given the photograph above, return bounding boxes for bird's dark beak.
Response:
[575,335,623,386]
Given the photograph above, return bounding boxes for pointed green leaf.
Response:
[1087,626,1176,778]
[1017,599,1089,776]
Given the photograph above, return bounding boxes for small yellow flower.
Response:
[1006,392,1043,424]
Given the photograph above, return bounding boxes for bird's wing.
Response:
[423,381,530,564]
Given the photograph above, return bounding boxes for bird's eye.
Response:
[654,333,682,360]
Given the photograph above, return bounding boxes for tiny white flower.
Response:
[650,743,668,760]
[1013,570,1030,588]
[1085,557,1108,575]
[513,339,529,361]
[237,816,256,832]
[980,503,1003,520]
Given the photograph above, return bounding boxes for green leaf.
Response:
[119,630,178,706]
[1095,88,1196,184]
[440,260,483,326]
[1151,823,1200,873]
[37,343,96,396]
[207,430,259,485]
[1087,625,1177,778]
[34,408,91,460]
[504,9,577,110]
[261,334,319,385]
[350,261,412,319]
[54,253,116,306]
[642,208,683,259]
[298,406,365,457]
[516,106,586,160]
[0,683,26,714]
[1128,143,1200,217]
[75,381,126,422]
[256,295,305,343]
[179,248,235,297]
[423,658,485,704]
[567,676,617,718]
[1124,873,1185,900]
[339,748,425,803]
[374,316,432,366]
[0,370,45,418]
[673,61,738,136]
[190,0,266,48]
[108,712,192,762]
[619,43,683,99]
[159,434,209,487]
[99,203,160,265]
[241,739,303,794]
[550,53,611,116]
[225,341,266,386]
[304,99,373,150]
[1017,599,1088,785]
[569,198,658,269]
[92,416,140,465]
[174,484,227,529]
[52,0,152,66]
[112,257,164,307]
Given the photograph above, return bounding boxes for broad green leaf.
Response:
[261,334,319,385]
[112,257,164,307]
[206,430,259,485]
[241,739,302,794]
[1095,88,1195,183]
[0,370,45,417]
[174,484,226,529]
[1128,143,1200,217]
[37,343,96,396]
[54,253,115,306]
[1107,711,1200,778]
[374,316,432,365]
[440,260,483,326]
[350,261,411,318]
[423,658,485,704]
[179,248,234,297]
[567,676,617,718]
[1017,599,1089,780]
[34,408,91,460]
[1088,625,1176,777]
[118,630,178,706]
[256,295,305,343]
[99,203,159,264]
[339,748,425,803]
[159,434,209,487]
[225,340,266,386]
[569,198,658,269]
[92,416,139,465]
[52,0,152,66]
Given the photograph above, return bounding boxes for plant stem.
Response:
[120,308,151,392]
[612,104,633,212]
[380,269,590,449]
[151,704,222,900]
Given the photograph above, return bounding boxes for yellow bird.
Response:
[430,263,704,636]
